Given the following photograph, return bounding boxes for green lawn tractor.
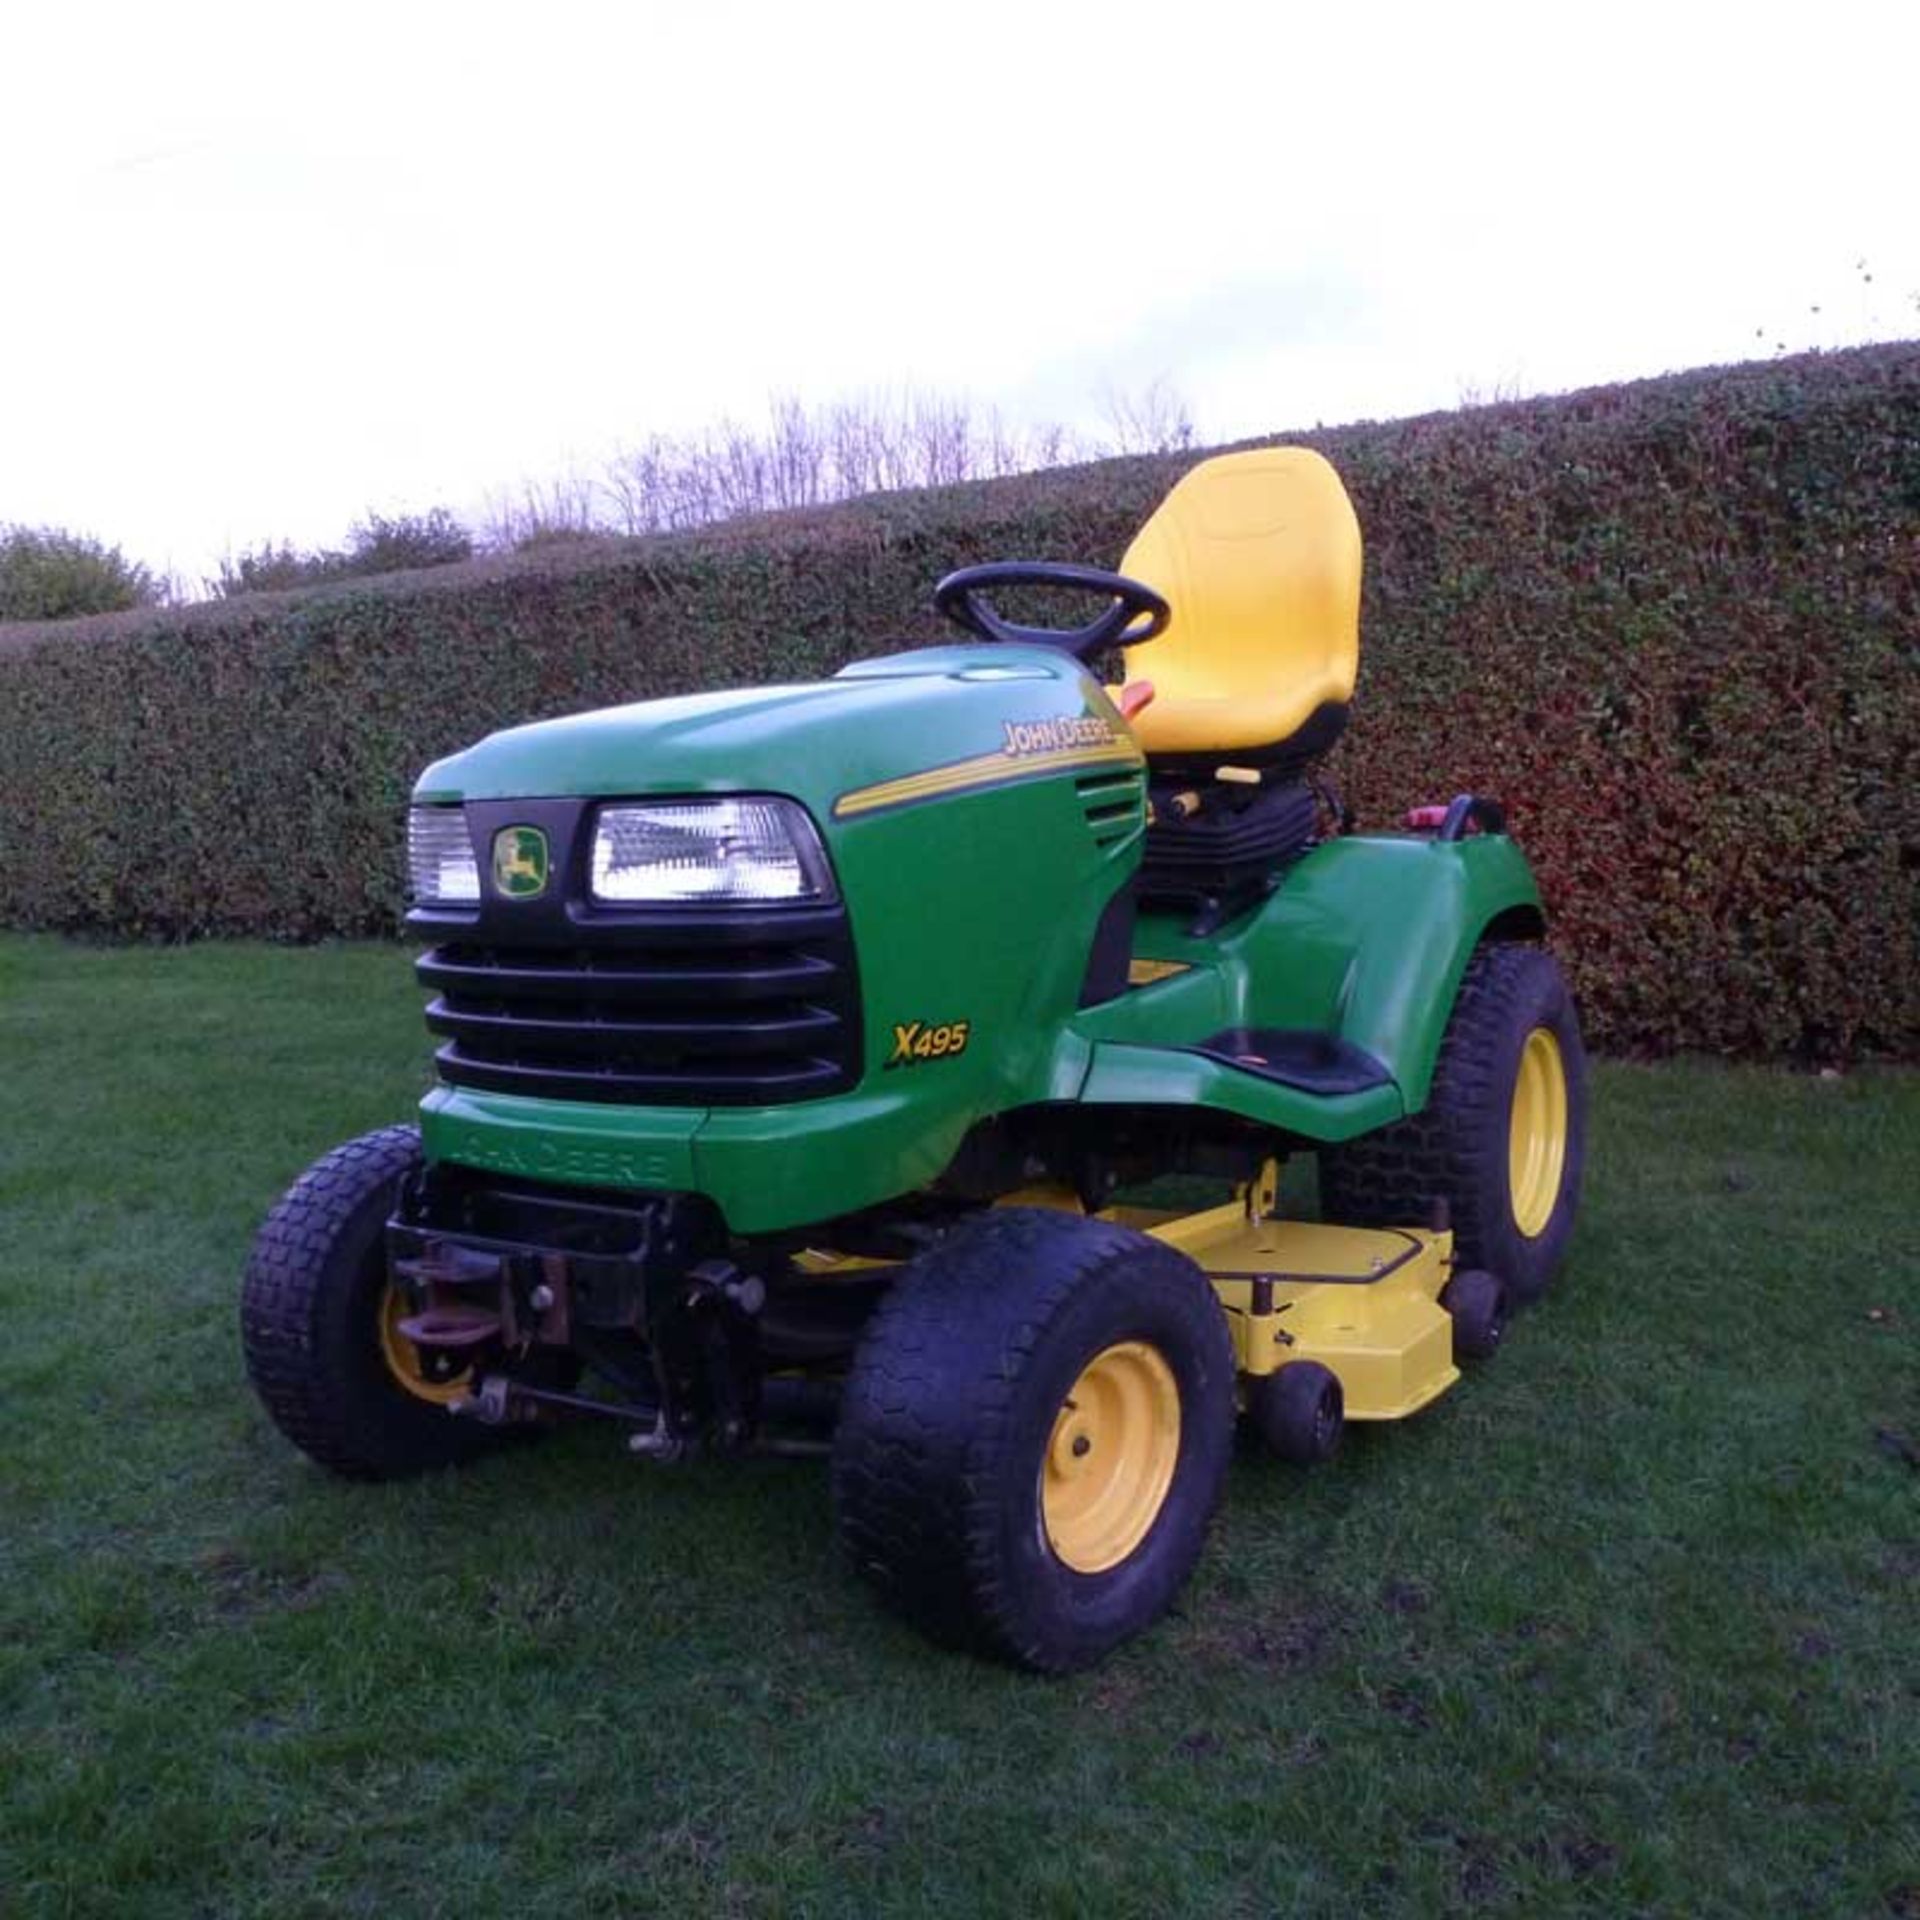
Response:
[241,448,1587,1671]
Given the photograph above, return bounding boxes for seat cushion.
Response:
[1113,447,1362,760]
[1128,691,1325,758]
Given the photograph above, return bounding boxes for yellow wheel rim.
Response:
[1041,1341,1181,1575]
[377,1284,471,1406]
[1508,1027,1569,1239]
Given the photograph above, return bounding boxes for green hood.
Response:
[411,645,1126,821]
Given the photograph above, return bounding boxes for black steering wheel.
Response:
[932,562,1170,661]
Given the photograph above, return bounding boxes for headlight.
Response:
[407,806,481,905]
[591,798,832,905]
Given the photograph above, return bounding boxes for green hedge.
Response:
[3,343,1916,1060]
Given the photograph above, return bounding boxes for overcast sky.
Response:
[4,0,1915,586]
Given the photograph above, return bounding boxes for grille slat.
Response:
[417,949,837,1008]
[431,1052,846,1103]
[425,998,843,1060]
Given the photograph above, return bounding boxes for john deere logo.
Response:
[492,826,549,899]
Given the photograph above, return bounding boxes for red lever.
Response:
[1405,805,1448,830]
[1117,679,1156,721]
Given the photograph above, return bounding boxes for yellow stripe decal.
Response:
[1127,957,1193,987]
[833,741,1143,820]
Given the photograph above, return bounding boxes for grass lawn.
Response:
[1,934,1915,1919]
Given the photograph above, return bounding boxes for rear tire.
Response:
[1319,943,1586,1304]
[832,1208,1235,1672]
[241,1126,501,1480]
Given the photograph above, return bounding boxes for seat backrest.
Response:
[1118,447,1362,759]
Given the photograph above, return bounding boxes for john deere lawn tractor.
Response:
[241,448,1586,1671]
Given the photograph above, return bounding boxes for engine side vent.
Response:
[1075,767,1146,853]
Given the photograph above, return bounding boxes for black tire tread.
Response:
[1319,942,1584,1302]
[240,1125,493,1480]
[831,1208,1233,1671]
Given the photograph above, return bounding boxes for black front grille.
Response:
[420,908,862,1107]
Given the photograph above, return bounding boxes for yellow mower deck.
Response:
[1109,1178,1459,1420]
[808,1173,1463,1421]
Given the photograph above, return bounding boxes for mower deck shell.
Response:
[1119,1198,1459,1417]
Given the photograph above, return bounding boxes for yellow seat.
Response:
[1115,447,1362,763]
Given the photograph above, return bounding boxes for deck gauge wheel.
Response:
[1247,1360,1346,1465]
[1441,1268,1508,1360]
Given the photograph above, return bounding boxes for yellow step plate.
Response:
[1111,1202,1461,1420]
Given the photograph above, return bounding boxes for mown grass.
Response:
[1,934,1914,1919]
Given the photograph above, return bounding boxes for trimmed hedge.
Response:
[3,343,1916,1060]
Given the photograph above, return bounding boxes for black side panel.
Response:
[1181,1027,1391,1098]
[1139,782,1317,906]
[1078,881,1138,1008]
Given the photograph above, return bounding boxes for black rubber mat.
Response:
[1180,1026,1391,1097]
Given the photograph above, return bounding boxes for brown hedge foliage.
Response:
[2,343,1915,1060]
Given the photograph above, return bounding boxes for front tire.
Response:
[241,1126,500,1480]
[832,1208,1235,1672]
[1320,943,1586,1304]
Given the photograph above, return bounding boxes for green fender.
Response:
[1068,832,1544,1136]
